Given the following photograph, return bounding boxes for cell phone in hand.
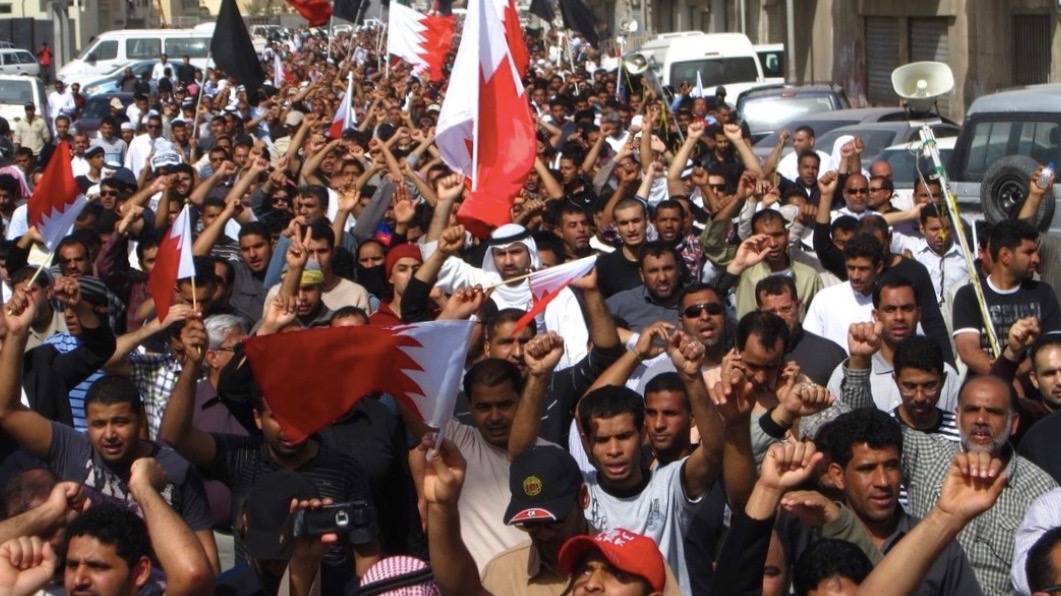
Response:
[291,500,376,545]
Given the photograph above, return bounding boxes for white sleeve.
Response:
[5,205,27,241]
[802,296,825,337]
[421,241,498,293]
[1012,489,1061,596]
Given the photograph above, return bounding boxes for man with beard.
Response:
[478,445,683,595]
[653,200,704,280]
[804,233,885,351]
[828,277,960,414]
[552,202,593,260]
[0,282,219,573]
[819,408,981,595]
[731,210,823,319]
[606,242,683,332]
[777,151,824,205]
[953,219,1061,374]
[159,316,381,591]
[755,275,845,385]
[842,373,1058,594]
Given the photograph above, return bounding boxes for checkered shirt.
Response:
[127,350,182,439]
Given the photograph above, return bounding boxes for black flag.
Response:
[334,0,364,24]
[559,0,599,47]
[211,0,266,93]
[529,0,554,22]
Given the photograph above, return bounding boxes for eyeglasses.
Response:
[682,302,724,318]
[845,187,870,195]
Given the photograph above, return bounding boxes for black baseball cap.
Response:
[504,445,583,525]
[238,470,320,561]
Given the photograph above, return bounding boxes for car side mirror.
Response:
[86,53,96,64]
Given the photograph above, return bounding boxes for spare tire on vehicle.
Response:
[980,155,1055,231]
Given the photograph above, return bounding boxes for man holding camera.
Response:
[159,315,381,592]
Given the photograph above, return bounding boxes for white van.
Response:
[631,32,773,100]
[0,76,47,125]
[57,29,213,83]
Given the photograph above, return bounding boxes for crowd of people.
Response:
[0,14,1060,596]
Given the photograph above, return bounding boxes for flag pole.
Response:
[327,17,334,62]
[5,253,53,315]
[190,51,211,154]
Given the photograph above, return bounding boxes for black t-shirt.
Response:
[1018,410,1061,485]
[596,249,643,298]
[952,278,1061,352]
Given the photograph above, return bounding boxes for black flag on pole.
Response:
[529,0,554,22]
[559,0,599,47]
[211,0,266,94]
[334,0,363,23]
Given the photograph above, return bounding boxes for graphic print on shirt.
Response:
[81,457,174,519]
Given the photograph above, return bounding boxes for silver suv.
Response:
[949,84,1061,231]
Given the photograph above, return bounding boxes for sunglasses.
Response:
[845,187,869,195]
[682,302,724,318]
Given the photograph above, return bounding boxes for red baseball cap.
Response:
[557,529,666,592]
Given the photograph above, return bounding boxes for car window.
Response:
[16,51,36,64]
[0,79,32,104]
[758,50,784,78]
[883,148,954,188]
[82,97,120,119]
[741,95,838,135]
[86,40,119,61]
[965,120,1060,178]
[127,38,162,60]
[165,37,209,58]
[670,57,760,89]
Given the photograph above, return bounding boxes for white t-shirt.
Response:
[446,420,552,571]
[584,459,700,595]
[803,282,874,353]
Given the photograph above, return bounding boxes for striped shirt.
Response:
[890,407,960,507]
[43,332,104,433]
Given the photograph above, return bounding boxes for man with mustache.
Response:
[828,277,960,415]
[842,372,1058,594]
[821,408,981,595]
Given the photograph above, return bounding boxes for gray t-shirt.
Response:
[91,135,128,165]
[46,421,212,532]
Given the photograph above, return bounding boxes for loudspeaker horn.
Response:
[891,61,955,112]
[620,18,639,33]
[623,53,649,75]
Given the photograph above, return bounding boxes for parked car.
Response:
[0,41,16,49]
[0,49,39,76]
[0,75,48,126]
[752,107,957,162]
[872,136,956,208]
[948,83,1061,232]
[75,92,134,139]
[815,121,959,172]
[77,60,157,97]
[735,83,850,143]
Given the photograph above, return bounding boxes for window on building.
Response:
[1014,15,1052,85]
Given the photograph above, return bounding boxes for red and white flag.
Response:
[387,3,455,82]
[501,0,529,77]
[511,255,597,333]
[273,52,285,88]
[147,204,196,323]
[436,0,536,239]
[329,73,356,139]
[242,320,475,443]
[27,141,88,251]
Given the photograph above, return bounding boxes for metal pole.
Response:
[785,0,795,82]
[918,123,1001,357]
[739,0,746,35]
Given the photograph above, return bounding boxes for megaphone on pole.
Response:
[891,61,955,113]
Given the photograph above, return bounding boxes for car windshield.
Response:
[0,79,33,104]
[754,119,859,150]
[881,147,954,188]
[816,129,899,160]
[669,57,760,88]
[82,97,115,119]
[740,94,838,135]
